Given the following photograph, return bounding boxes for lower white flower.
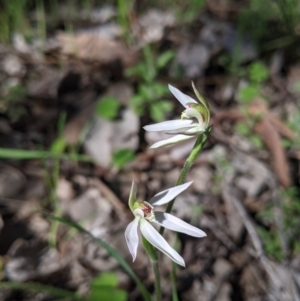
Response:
[144,83,210,148]
[125,181,206,267]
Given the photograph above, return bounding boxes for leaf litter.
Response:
[0,2,299,301]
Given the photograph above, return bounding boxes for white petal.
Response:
[166,123,206,135]
[125,217,140,261]
[182,124,206,135]
[153,212,206,237]
[183,108,204,125]
[144,120,193,132]
[128,180,137,211]
[149,181,193,206]
[139,219,185,267]
[149,134,194,149]
[168,84,197,108]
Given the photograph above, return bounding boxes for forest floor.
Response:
[0,1,300,301]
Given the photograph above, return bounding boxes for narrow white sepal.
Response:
[143,120,193,132]
[166,124,206,135]
[185,124,206,134]
[149,134,194,149]
[153,212,207,237]
[124,216,140,261]
[149,181,193,206]
[139,219,185,267]
[168,84,197,108]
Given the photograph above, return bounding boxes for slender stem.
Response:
[160,127,211,301]
[159,127,212,236]
[142,236,161,301]
[151,259,162,301]
[171,236,179,301]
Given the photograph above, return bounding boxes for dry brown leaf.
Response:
[57,33,137,67]
[213,101,293,187]
[254,117,291,187]
[248,100,296,140]
[268,113,296,140]
[212,109,244,124]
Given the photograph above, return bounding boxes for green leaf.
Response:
[50,137,67,154]
[258,227,283,261]
[112,149,135,168]
[96,97,120,120]
[125,63,147,78]
[235,122,251,135]
[157,50,174,69]
[238,85,260,103]
[89,287,127,301]
[150,101,174,122]
[293,81,300,93]
[153,83,169,98]
[250,135,264,149]
[45,214,152,301]
[130,95,145,106]
[3,84,26,105]
[91,273,118,287]
[281,138,293,148]
[139,84,153,101]
[249,61,269,83]
[89,273,127,301]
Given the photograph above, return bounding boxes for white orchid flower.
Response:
[144,83,210,148]
[125,181,206,267]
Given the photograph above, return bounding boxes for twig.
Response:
[89,178,127,220]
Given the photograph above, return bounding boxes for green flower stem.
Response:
[164,127,211,301]
[171,235,179,301]
[142,236,161,301]
[159,127,212,236]
[152,259,162,301]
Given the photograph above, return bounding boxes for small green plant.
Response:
[286,108,300,148]
[258,187,300,259]
[36,0,47,42]
[0,84,27,121]
[191,204,204,223]
[282,187,300,255]
[235,122,264,149]
[235,61,269,149]
[238,0,300,46]
[88,272,127,301]
[126,46,175,122]
[258,227,283,261]
[238,85,260,103]
[238,61,269,103]
[96,96,121,120]
[0,0,29,42]
[117,0,134,40]
[249,61,269,84]
[178,0,206,22]
[0,272,127,301]
[238,0,278,45]
[112,149,136,168]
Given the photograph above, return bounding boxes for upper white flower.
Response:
[125,181,206,267]
[144,83,210,148]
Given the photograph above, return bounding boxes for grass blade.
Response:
[46,214,152,301]
[0,148,94,163]
[0,281,84,301]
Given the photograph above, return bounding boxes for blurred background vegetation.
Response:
[0,0,300,300]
